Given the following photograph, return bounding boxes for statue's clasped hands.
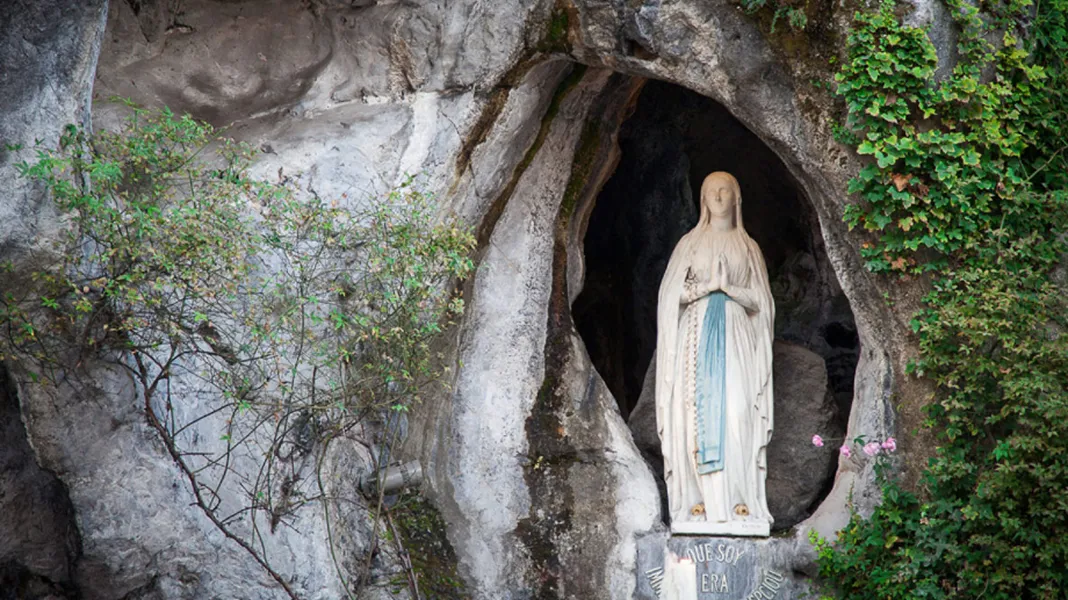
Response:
[682,253,731,305]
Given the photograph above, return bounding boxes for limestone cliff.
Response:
[0,0,946,598]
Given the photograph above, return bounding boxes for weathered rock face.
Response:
[0,369,79,596]
[0,0,107,258]
[0,0,941,598]
[572,82,699,418]
[413,66,664,598]
[764,342,843,529]
[0,1,105,594]
[95,0,543,125]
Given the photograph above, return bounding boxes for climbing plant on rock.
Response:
[835,0,1064,272]
[814,1,1068,598]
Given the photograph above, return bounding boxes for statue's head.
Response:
[699,171,742,228]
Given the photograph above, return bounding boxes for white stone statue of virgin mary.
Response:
[655,171,775,536]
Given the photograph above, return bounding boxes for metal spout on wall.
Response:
[359,460,423,496]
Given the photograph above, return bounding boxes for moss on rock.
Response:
[392,492,469,599]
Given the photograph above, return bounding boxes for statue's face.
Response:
[703,177,736,218]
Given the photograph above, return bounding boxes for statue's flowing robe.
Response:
[655,226,774,527]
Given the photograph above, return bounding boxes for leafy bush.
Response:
[1,106,475,598]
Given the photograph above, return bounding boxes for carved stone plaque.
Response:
[635,532,809,600]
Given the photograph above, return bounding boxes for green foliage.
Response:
[3,111,265,375]
[4,107,473,409]
[740,0,810,33]
[1,106,475,597]
[536,2,572,53]
[546,5,569,45]
[836,0,1065,273]
[774,4,809,32]
[816,1,1068,598]
[816,221,1068,597]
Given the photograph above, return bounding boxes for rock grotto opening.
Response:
[572,79,860,529]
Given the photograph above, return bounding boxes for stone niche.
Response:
[572,80,859,531]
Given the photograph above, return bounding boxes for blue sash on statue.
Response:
[696,291,728,474]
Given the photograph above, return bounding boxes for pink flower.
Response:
[812,434,824,447]
[863,441,881,456]
[839,444,851,457]
[881,437,897,452]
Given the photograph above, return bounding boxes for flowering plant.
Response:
[811,433,897,464]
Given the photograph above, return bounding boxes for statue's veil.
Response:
[654,172,775,520]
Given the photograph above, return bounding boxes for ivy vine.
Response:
[815,0,1068,598]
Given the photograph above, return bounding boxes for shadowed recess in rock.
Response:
[572,80,859,530]
[0,367,80,599]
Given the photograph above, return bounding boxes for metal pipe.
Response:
[359,460,423,495]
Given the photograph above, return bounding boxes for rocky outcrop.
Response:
[0,0,107,258]
[415,65,663,598]
[1,1,104,595]
[764,342,843,529]
[0,369,79,597]
[0,0,943,597]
